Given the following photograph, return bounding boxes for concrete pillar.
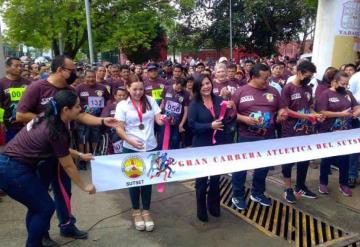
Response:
[312,0,360,78]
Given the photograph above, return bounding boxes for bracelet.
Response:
[101,118,105,126]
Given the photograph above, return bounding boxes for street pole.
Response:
[229,0,233,61]
[0,25,5,78]
[85,0,94,64]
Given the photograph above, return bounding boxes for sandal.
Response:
[132,210,145,231]
[142,210,154,232]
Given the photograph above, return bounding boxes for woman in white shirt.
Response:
[115,75,164,232]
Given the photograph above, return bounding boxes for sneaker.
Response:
[318,184,329,194]
[42,232,59,247]
[250,194,272,207]
[232,197,247,210]
[60,225,88,239]
[339,185,352,197]
[295,187,318,199]
[284,188,296,204]
[348,178,356,188]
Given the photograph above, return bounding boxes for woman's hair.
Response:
[321,67,338,85]
[215,63,227,73]
[192,73,215,102]
[126,74,152,113]
[333,71,349,83]
[33,90,78,141]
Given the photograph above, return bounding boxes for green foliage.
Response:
[177,0,318,56]
[0,0,178,59]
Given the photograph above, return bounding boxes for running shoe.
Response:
[250,194,272,207]
[284,188,296,204]
[295,187,317,199]
[339,185,352,197]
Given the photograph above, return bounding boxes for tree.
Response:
[0,0,179,59]
[176,0,318,56]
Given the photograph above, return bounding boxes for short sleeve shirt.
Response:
[316,89,358,132]
[75,83,110,116]
[3,119,70,166]
[161,87,190,125]
[0,77,30,129]
[281,83,314,137]
[233,84,281,138]
[115,95,161,151]
[17,80,74,115]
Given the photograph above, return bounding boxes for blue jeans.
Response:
[123,147,152,210]
[320,155,349,186]
[349,153,360,179]
[0,155,55,247]
[37,157,76,231]
[232,135,274,198]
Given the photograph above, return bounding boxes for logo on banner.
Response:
[147,152,176,181]
[121,156,146,179]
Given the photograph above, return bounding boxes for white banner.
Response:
[91,129,360,192]
[336,0,360,37]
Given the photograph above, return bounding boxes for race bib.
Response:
[113,140,123,154]
[9,87,26,102]
[88,97,105,108]
[0,108,4,123]
[151,89,163,100]
[165,100,182,114]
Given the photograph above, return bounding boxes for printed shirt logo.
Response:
[80,91,90,97]
[305,92,311,102]
[240,95,254,103]
[41,97,53,105]
[291,93,301,101]
[122,156,146,179]
[264,93,275,102]
[165,93,173,98]
[345,95,351,102]
[329,97,340,103]
[95,90,104,97]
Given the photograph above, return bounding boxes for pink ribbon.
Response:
[157,115,171,193]
[212,101,228,144]
[58,163,72,226]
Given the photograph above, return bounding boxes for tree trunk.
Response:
[52,40,60,57]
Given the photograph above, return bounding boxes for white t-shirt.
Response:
[349,72,360,104]
[115,95,161,151]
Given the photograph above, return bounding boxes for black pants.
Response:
[195,175,220,219]
[282,161,310,190]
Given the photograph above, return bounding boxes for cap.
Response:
[218,57,228,63]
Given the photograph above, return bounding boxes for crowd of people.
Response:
[0,54,359,246]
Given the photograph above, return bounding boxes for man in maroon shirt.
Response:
[75,70,110,169]
[166,63,183,86]
[109,64,130,97]
[280,61,321,203]
[144,63,167,105]
[227,63,244,88]
[231,64,286,210]
[0,57,30,143]
[96,66,110,93]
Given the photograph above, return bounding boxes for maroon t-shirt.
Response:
[233,84,281,137]
[212,79,238,99]
[98,79,111,94]
[109,78,126,96]
[315,83,330,99]
[144,77,167,104]
[75,83,110,116]
[3,119,70,166]
[17,80,74,115]
[315,89,358,133]
[228,78,245,88]
[161,87,190,125]
[101,101,117,118]
[0,77,30,129]
[281,83,314,137]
